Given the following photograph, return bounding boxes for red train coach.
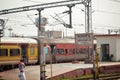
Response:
[47,38,89,63]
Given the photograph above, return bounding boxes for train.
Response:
[0,37,89,71]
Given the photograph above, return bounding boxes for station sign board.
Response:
[75,33,93,46]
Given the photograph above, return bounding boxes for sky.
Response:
[0,0,120,37]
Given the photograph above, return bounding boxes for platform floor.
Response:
[0,62,120,80]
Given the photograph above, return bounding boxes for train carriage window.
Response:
[0,49,8,56]
[57,49,64,54]
[10,49,20,56]
[76,48,80,54]
[69,49,75,54]
[80,48,86,53]
[30,46,34,55]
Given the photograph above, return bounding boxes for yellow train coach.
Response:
[0,37,38,71]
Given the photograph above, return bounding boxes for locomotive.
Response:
[0,37,89,71]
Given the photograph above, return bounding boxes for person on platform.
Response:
[43,44,51,63]
[18,59,26,80]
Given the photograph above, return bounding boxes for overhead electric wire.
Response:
[110,0,120,3]
[94,10,120,15]
[23,0,44,4]
[93,24,120,29]
[26,13,36,25]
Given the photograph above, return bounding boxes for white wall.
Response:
[96,37,116,61]
[116,38,120,61]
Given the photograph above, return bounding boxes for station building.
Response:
[95,34,120,62]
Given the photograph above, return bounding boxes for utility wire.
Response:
[93,24,120,29]
[110,0,120,3]
[23,0,44,3]
[94,10,120,15]
[26,13,36,25]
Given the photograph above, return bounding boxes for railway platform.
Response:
[0,62,120,80]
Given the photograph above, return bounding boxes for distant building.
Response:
[95,34,120,62]
[45,31,62,39]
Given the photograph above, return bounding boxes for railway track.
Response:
[99,73,120,80]
[75,73,120,80]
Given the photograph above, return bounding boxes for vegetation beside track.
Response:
[55,73,120,80]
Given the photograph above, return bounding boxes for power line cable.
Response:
[94,10,120,15]
[110,0,120,3]
[23,0,44,3]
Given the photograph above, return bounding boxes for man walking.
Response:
[18,59,26,80]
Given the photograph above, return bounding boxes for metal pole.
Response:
[86,4,90,33]
[50,51,53,80]
[67,4,75,28]
[37,8,45,80]
[90,33,96,80]
[83,0,92,64]
[83,0,92,33]
[85,5,87,33]
[93,47,96,80]
[92,36,98,80]
[96,50,99,80]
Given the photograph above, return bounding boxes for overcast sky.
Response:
[0,0,120,37]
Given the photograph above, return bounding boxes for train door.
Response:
[21,45,28,64]
[101,44,109,61]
